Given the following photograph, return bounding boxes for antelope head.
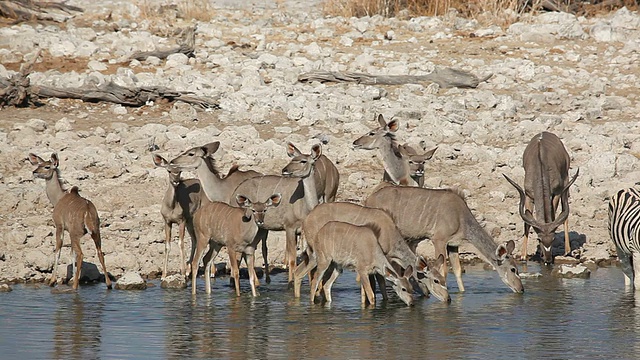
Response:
[169,141,220,170]
[415,254,450,303]
[503,170,579,264]
[384,265,415,307]
[492,240,524,293]
[236,193,282,227]
[352,114,400,151]
[152,154,182,188]
[402,143,438,180]
[29,153,59,180]
[281,143,321,178]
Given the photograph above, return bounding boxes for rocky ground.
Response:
[1,0,639,285]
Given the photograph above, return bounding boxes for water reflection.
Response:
[1,266,639,359]
[611,288,640,355]
[52,292,103,360]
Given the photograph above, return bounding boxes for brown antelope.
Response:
[286,142,340,203]
[310,221,414,306]
[191,193,281,296]
[503,131,579,264]
[28,153,112,290]
[152,154,202,279]
[294,201,450,302]
[232,143,322,287]
[365,186,524,293]
[167,142,269,280]
[353,114,419,187]
[392,143,438,187]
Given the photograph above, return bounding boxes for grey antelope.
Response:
[503,131,579,263]
[365,186,524,293]
[152,154,202,279]
[353,115,438,188]
[232,143,322,287]
[395,143,438,187]
[28,153,112,290]
[310,221,414,306]
[353,114,420,187]
[190,193,281,296]
[168,142,267,280]
[294,201,450,302]
[287,142,340,203]
[608,188,640,289]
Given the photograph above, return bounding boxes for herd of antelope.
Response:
[28,113,640,306]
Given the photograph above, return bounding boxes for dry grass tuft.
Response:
[322,0,639,27]
[137,0,215,23]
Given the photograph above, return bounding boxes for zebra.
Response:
[608,188,640,288]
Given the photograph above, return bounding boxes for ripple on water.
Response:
[1,265,640,359]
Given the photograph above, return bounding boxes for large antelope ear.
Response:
[403,265,414,278]
[496,240,515,259]
[390,259,404,276]
[415,255,429,272]
[286,142,302,158]
[422,147,438,160]
[386,119,399,133]
[50,153,59,167]
[434,254,445,270]
[376,113,386,127]
[393,142,408,158]
[266,193,282,207]
[28,153,44,165]
[202,141,220,156]
[152,154,168,168]
[311,144,322,160]
[236,194,252,208]
[505,240,516,254]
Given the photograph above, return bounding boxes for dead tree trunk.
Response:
[0,0,82,22]
[298,68,492,89]
[0,69,218,109]
[128,27,196,61]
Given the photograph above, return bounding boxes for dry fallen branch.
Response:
[128,26,197,61]
[31,81,219,109]
[0,72,219,109]
[298,68,492,89]
[0,0,83,22]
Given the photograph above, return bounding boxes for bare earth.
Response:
[1,1,639,285]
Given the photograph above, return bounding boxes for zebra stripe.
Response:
[608,188,640,255]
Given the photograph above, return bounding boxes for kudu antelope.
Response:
[503,131,579,264]
[152,154,202,279]
[310,221,414,306]
[28,153,112,290]
[294,201,450,302]
[287,142,340,203]
[232,143,322,287]
[608,188,640,289]
[353,114,434,187]
[365,186,524,293]
[191,193,281,296]
[394,143,437,187]
[168,142,269,281]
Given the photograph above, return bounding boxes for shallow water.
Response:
[1,264,639,359]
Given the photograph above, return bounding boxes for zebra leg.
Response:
[616,246,633,287]
[633,252,640,290]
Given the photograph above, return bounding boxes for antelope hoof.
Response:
[265,275,271,284]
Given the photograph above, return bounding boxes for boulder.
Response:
[552,264,591,279]
[161,274,187,289]
[115,272,147,290]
